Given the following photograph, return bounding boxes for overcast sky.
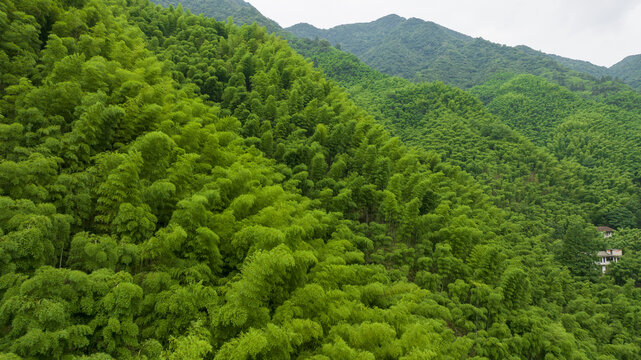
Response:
[246,0,641,67]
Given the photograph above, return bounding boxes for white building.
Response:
[596,249,622,274]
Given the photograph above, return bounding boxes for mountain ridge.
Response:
[150,0,282,31]
[149,0,639,89]
[287,15,640,90]
[287,15,584,88]
[610,54,641,89]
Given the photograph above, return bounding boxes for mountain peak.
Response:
[610,54,641,89]
[365,14,405,27]
[376,14,405,22]
[288,22,320,31]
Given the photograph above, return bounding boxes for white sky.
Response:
[246,0,641,67]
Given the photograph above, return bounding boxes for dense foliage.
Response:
[2,0,641,359]
[287,15,593,89]
[287,15,641,92]
[148,0,281,32]
[544,52,609,79]
[610,54,641,91]
[472,74,641,228]
[293,39,641,231]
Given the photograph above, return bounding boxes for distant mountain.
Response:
[145,2,640,91]
[542,51,610,78]
[287,15,597,88]
[610,54,641,90]
[288,15,641,91]
[149,0,281,32]
[544,52,641,91]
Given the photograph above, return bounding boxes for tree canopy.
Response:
[1,0,641,359]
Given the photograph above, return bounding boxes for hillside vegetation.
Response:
[610,54,641,90]
[287,15,593,89]
[149,0,281,32]
[2,0,641,359]
[288,15,641,91]
[293,39,641,230]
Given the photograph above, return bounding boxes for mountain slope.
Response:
[149,0,281,32]
[288,15,641,92]
[544,51,610,78]
[473,73,641,227]
[287,15,600,89]
[610,54,641,90]
[155,0,641,273]
[0,0,514,357]
[159,0,641,275]
[549,53,641,91]
[3,0,641,358]
[292,38,641,231]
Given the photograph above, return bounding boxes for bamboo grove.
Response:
[1,0,641,359]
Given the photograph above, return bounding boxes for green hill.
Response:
[286,15,600,89]
[3,0,641,358]
[546,53,641,91]
[610,54,641,90]
[543,51,610,78]
[293,38,641,231]
[288,15,641,92]
[148,0,282,32]
[1,0,506,357]
[474,73,641,225]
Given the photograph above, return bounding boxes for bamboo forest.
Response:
[2,0,641,358]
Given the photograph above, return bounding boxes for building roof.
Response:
[597,226,615,232]
[597,249,622,257]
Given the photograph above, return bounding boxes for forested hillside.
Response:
[286,15,603,89]
[472,73,641,157]
[3,0,641,359]
[149,0,281,32]
[550,53,641,92]
[298,34,641,294]
[610,54,641,91]
[288,15,641,92]
[293,39,641,230]
[544,52,609,79]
